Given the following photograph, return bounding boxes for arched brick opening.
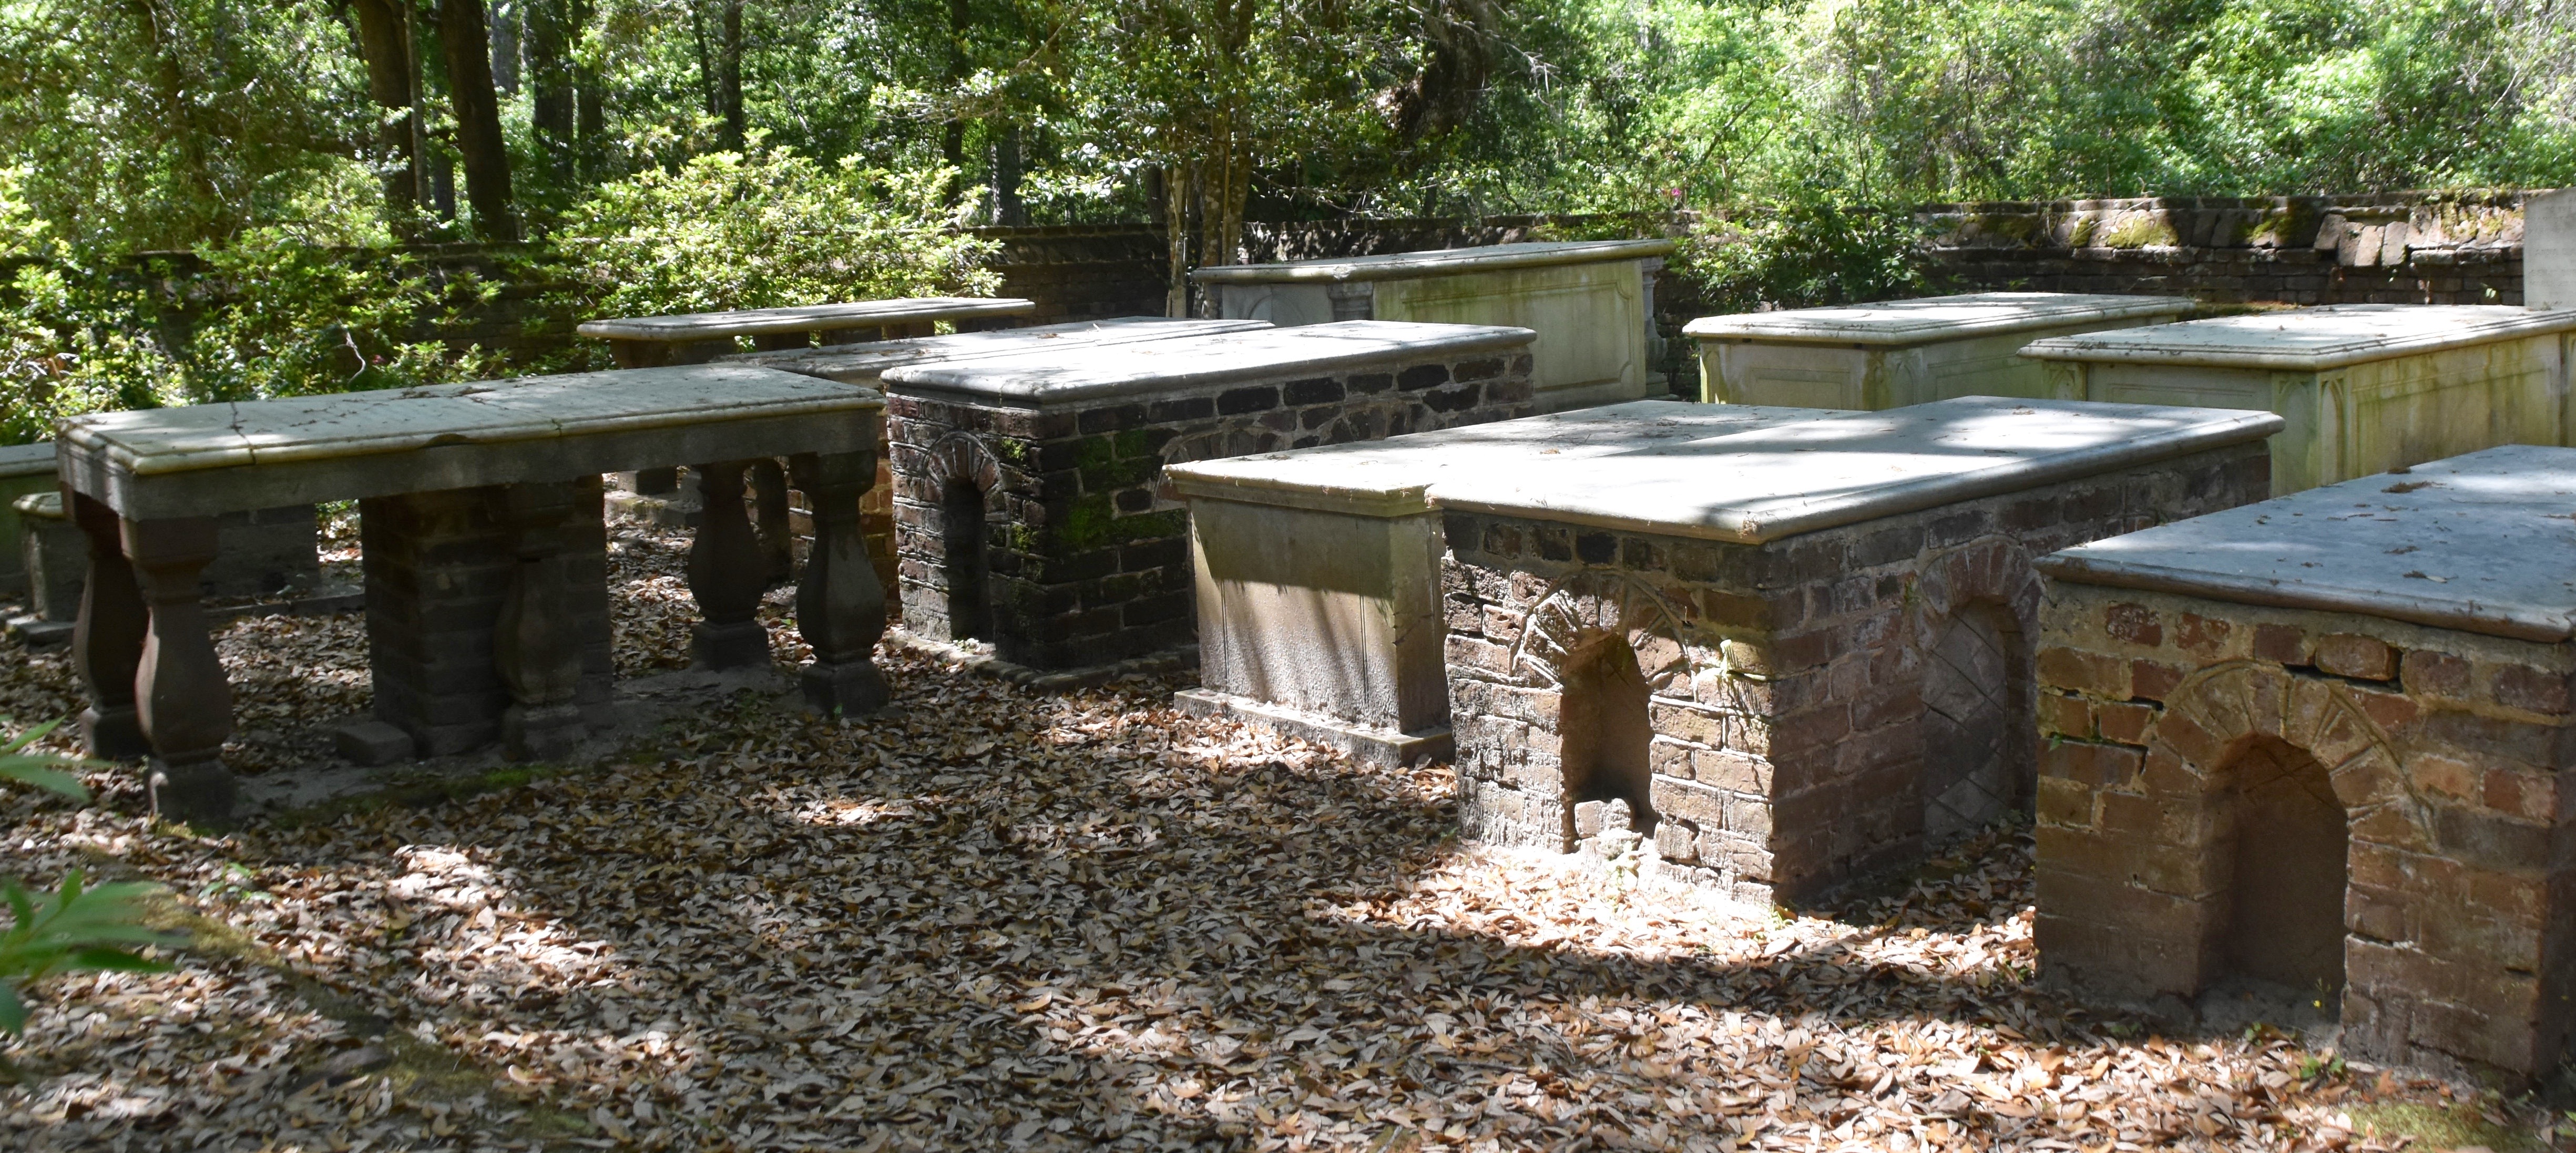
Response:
[2142,663,2422,1009]
[1913,537,2044,844]
[924,435,1005,642]
[2213,735,2349,996]
[1508,569,1702,853]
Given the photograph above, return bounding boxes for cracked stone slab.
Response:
[877,320,1534,407]
[1423,396,2283,543]
[2018,303,2576,370]
[1190,240,1675,284]
[575,296,1035,342]
[2039,444,2576,642]
[1683,291,2193,347]
[58,365,883,520]
[721,317,1270,384]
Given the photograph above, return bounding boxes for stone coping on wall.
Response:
[2038,445,2576,642]
[60,367,882,519]
[1167,399,1841,518]
[877,320,1535,406]
[721,317,1269,384]
[0,441,50,479]
[1681,292,2192,347]
[1424,396,2283,543]
[575,297,1035,342]
[2019,303,2576,370]
[1190,240,1675,285]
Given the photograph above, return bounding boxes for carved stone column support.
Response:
[748,457,794,584]
[789,451,889,716]
[687,459,771,669]
[65,489,149,759]
[120,515,234,827]
[1327,282,1376,322]
[494,481,588,760]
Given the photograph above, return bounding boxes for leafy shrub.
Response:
[0,718,182,1037]
[1677,192,1931,314]
[546,146,1002,330]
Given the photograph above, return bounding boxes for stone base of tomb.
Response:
[886,626,1195,692]
[360,480,616,758]
[1439,443,2271,909]
[1171,687,1452,766]
[2033,583,2576,1084]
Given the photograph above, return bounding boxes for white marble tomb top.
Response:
[1168,400,1845,517]
[722,317,1270,384]
[1423,396,2283,544]
[877,320,1535,407]
[0,441,52,481]
[1190,240,1675,285]
[577,296,1036,342]
[59,365,881,519]
[1682,292,2191,348]
[2040,445,2576,643]
[2018,303,2576,371]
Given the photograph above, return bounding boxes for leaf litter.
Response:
[0,512,2563,1151]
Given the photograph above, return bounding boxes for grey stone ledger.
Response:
[2530,188,2574,311]
[10,488,320,608]
[0,442,56,599]
[1425,398,2280,908]
[360,478,615,758]
[880,321,1538,670]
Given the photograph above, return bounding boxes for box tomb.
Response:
[877,320,1537,671]
[1424,396,2281,908]
[2032,445,2576,1083]
[1193,240,1671,413]
[2021,303,2576,493]
[1167,399,1844,765]
[1685,291,2191,409]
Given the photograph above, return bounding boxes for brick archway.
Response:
[1907,534,2046,842]
[1509,569,1702,699]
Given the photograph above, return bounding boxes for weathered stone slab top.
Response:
[1168,399,1842,517]
[0,441,52,480]
[1682,292,2191,347]
[1190,240,1674,285]
[719,317,1269,384]
[60,366,882,519]
[575,296,1036,342]
[2040,445,2576,642]
[877,320,1535,407]
[2019,303,2576,370]
[1424,396,2283,544]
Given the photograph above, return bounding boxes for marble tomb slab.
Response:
[0,441,54,598]
[877,320,1532,407]
[2021,303,2576,493]
[721,317,1271,385]
[579,296,1036,367]
[1167,399,1844,763]
[1684,291,2191,409]
[1193,240,1675,412]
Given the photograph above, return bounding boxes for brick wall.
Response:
[888,348,1537,669]
[1437,442,2271,907]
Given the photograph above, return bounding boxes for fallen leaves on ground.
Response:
[0,514,2561,1151]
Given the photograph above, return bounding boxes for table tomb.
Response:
[1685,291,2191,408]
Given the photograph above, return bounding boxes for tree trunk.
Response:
[717,0,744,151]
[570,0,604,179]
[1164,161,1194,318]
[489,0,520,94]
[435,0,520,241]
[993,122,1024,225]
[526,0,573,183]
[940,0,968,200]
[346,0,423,230]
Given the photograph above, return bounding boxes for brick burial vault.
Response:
[1423,397,2281,907]
[2033,445,2576,1084]
[1166,399,1844,766]
[877,321,1537,671]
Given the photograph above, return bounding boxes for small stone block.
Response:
[802,660,890,718]
[148,760,238,829]
[2314,633,2396,680]
[691,621,772,670]
[503,703,588,761]
[6,614,71,648]
[330,718,417,766]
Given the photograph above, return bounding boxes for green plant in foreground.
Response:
[0,717,185,1036]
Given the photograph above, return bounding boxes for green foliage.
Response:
[547,147,1000,323]
[0,870,180,1036]
[0,718,91,802]
[1680,193,1931,313]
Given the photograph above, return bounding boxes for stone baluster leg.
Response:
[748,457,794,584]
[121,516,235,826]
[687,460,771,668]
[789,451,890,716]
[495,481,588,759]
[65,490,150,759]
